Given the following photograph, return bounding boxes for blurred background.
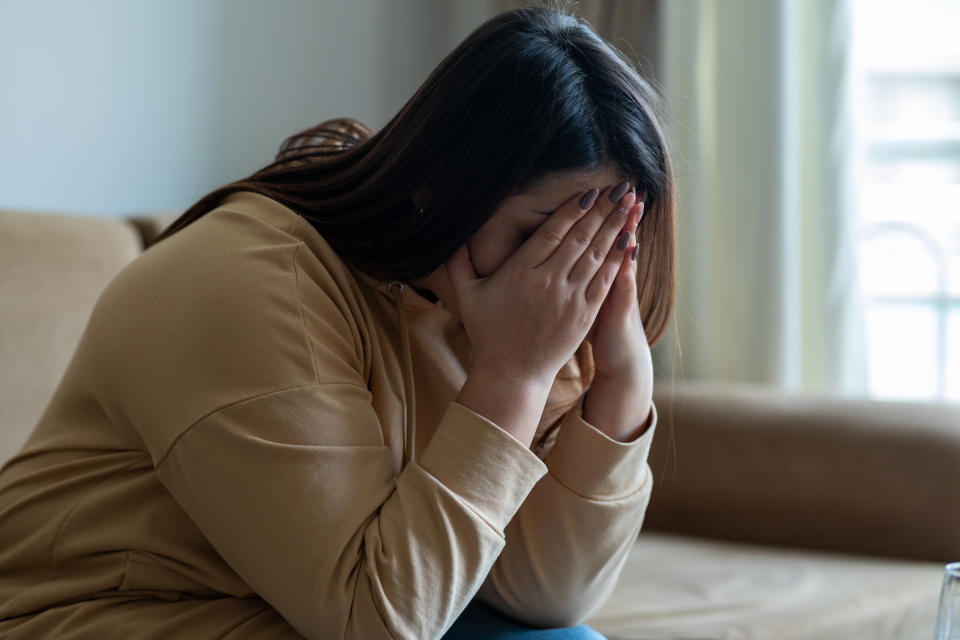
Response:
[1,0,958,404]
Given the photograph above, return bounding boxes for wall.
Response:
[0,0,498,216]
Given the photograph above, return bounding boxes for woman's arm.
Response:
[475,383,657,628]
[156,378,552,640]
[582,375,654,443]
[111,214,554,640]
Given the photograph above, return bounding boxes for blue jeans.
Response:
[442,598,608,639]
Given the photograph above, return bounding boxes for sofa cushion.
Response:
[0,210,141,465]
[587,531,943,640]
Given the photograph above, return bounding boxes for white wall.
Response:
[0,0,498,217]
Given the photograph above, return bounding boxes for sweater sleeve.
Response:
[156,387,548,640]
[138,228,552,639]
[116,211,557,639]
[475,390,657,628]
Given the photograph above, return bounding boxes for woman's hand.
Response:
[582,195,655,441]
[445,182,637,390]
[584,196,651,382]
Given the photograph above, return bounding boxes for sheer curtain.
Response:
[653,0,867,395]
[496,0,867,395]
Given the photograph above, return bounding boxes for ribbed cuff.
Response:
[417,401,549,535]
[544,393,656,500]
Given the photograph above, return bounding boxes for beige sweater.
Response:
[0,191,657,639]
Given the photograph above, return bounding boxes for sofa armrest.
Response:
[645,381,960,562]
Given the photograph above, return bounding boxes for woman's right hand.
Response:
[445,181,637,389]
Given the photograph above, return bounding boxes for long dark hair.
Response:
[153,3,677,344]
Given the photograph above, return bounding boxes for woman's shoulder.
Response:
[78,191,369,456]
[128,190,352,299]
[110,193,299,307]
[196,190,360,291]
[104,192,371,349]
[85,191,319,356]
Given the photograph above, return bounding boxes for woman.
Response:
[0,5,675,639]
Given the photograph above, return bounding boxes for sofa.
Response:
[2,205,958,640]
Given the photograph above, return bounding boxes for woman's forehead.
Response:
[526,166,624,195]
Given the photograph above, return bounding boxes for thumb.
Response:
[444,242,477,296]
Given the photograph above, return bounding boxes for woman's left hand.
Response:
[585,198,652,384]
[577,194,655,441]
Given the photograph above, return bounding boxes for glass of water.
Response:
[936,562,960,640]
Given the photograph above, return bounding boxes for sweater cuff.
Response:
[417,401,549,535]
[544,393,657,500]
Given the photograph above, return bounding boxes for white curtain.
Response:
[653,0,869,395]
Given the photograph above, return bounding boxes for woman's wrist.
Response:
[582,375,653,442]
[456,367,554,448]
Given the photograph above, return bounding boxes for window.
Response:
[852,0,960,401]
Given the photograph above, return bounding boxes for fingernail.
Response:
[579,188,599,210]
[616,230,630,251]
[637,201,645,224]
[631,245,638,261]
[608,180,630,203]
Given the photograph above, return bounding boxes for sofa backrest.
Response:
[648,382,960,562]
[0,209,176,466]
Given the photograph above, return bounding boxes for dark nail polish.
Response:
[631,245,638,261]
[616,230,630,251]
[608,180,630,203]
[579,188,599,210]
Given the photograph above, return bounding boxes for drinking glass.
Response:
[935,562,960,640]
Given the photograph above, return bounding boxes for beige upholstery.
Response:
[591,531,943,640]
[584,383,959,638]
[0,210,142,461]
[0,206,953,639]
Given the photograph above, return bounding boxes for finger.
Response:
[444,242,477,298]
[620,240,638,293]
[615,201,643,253]
[621,223,638,278]
[620,205,643,301]
[584,223,633,307]
[608,236,639,311]
[595,202,642,307]
[583,197,638,314]
[629,201,644,266]
[569,187,636,285]
[630,201,643,248]
[545,182,633,277]
[510,186,601,269]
